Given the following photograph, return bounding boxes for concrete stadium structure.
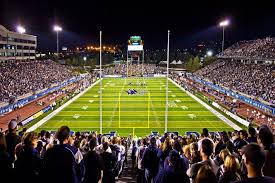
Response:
[0,25,37,63]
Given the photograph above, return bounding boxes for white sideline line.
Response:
[169,78,242,131]
[27,79,102,132]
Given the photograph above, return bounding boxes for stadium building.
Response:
[0,25,37,63]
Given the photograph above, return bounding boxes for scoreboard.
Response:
[128,36,143,51]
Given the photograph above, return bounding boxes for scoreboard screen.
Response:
[129,36,143,45]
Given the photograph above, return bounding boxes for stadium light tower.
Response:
[17,25,26,61]
[17,25,26,34]
[53,25,62,60]
[219,19,230,52]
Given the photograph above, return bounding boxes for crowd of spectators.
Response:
[194,59,275,104]
[0,60,77,104]
[217,37,275,60]
[171,73,275,129]
[103,64,166,76]
[0,119,274,183]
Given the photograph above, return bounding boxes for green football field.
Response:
[37,77,233,137]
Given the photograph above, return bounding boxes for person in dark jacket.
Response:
[5,119,21,162]
[101,142,117,183]
[14,132,41,183]
[83,137,104,183]
[257,125,275,178]
[142,137,160,183]
[155,150,190,183]
[0,132,13,182]
[41,126,84,183]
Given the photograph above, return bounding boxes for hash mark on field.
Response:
[93,95,98,98]
[181,106,189,110]
[168,101,177,108]
[171,95,176,98]
[168,91,172,93]
[73,114,80,119]
[88,100,94,103]
[187,114,197,119]
[82,106,88,110]
[175,99,181,103]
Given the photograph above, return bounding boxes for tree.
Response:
[203,56,217,67]
[192,56,201,71]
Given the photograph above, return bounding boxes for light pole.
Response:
[17,25,26,61]
[165,30,170,133]
[53,25,62,60]
[219,19,229,52]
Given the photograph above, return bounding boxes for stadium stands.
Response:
[217,37,275,61]
[0,60,77,104]
[194,59,275,105]
[103,63,166,76]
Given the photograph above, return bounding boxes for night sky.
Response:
[1,0,275,51]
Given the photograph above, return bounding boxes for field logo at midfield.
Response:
[168,101,177,108]
[181,106,189,110]
[187,114,197,119]
[73,114,80,119]
[82,106,88,110]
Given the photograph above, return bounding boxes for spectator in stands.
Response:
[101,142,117,183]
[136,138,147,183]
[198,128,214,151]
[215,131,229,156]
[83,137,104,183]
[41,126,84,183]
[195,165,217,183]
[0,132,13,182]
[247,127,257,143]
[5,119,20,162]
[155,150,190,183]
[187,138,219,182]
[218,155,241,183]
[158,137,172,170]
[96,136,111,154]
[131,140,138,170]
[14,132,41,183]
[257,125,275,178]
[235,143,275,183]
[190,142,201,164]
[18,127,27,140]
[142,137,160,183]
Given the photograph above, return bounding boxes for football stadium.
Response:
[1,1,275,183]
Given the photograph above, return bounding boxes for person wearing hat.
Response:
[5,119,21,162]
[155,150,190,183]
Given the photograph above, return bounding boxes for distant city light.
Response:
[207,50,213,57]
[17,26,26,34]
[53,25,62,32]
[219,19,230,27]
[83,56,87,61]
